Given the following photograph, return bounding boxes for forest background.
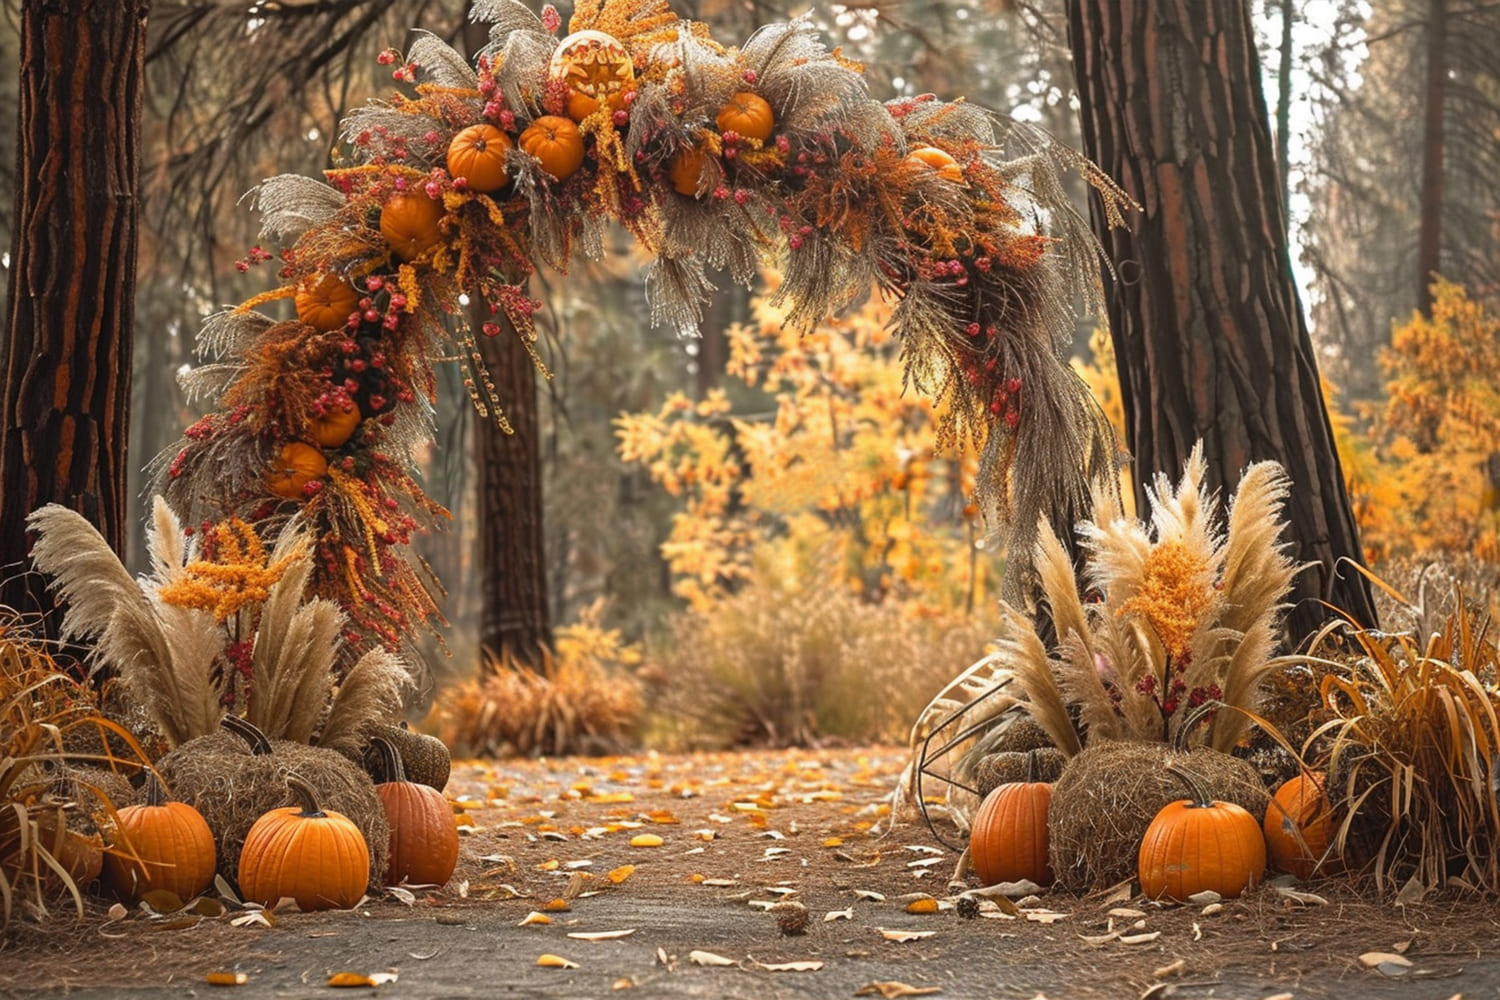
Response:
[0,0,1496,757]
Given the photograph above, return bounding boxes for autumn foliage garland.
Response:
[159,0,1126,660]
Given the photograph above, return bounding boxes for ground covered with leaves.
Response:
[3,746,1499,999]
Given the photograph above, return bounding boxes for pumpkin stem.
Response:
[369,735,408,784]
[285,773,328,818]
[143,770,169,808]
[1165,762,1213,807]
[222,714,274,756]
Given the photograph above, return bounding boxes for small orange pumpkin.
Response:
[968,769,1053,887]
[668,147,711,197]
[293,274,359,332]
[519,115,586,182]
[1138,768,1266,902]
[264,442,327,500]
[102,772,217,904]
[716,92,774,142]
[371,736,458,887]
[548,30,635,123]
[379,191,445,260]
[238,775,370,911]
[904,145,965,184]
[308,403,362,449]
[446,124,512,193]
[1263,771,1334,879]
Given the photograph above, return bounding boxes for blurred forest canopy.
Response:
[1,0,1497,746]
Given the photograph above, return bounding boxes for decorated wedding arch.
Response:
[158,0,1129,661]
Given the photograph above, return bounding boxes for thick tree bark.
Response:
[1416,0,1447,315]
[1066,0,1377,642]
[1,0,148,631]
[474,315,552,668]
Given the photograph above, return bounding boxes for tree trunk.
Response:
[1274,0,1294,210]
[1,0,148,634]
[1066,0,1377,642]
[474,312,552,667]
[1416,0,1447,315]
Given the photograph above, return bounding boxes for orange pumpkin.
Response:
[548,30,635,123]
[1138,773,1266,902]
[371,737,458,887]
[904,145,965,184]
[293,274,359,332]
[446,124,512,193]
[379,191,445,260]
[238,776,370,911]
[265,442,327,500]
[102,773,217,904]
[520,115,586,182]
[969,777,1053,887]
[1263,772,1334,879]
[716,92,774,142]
[308,404,362,449]
[668,147,711,197]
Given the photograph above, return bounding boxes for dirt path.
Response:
[2,746,1498,998]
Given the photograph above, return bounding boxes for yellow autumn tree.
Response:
[1353,280,1500,560]
[616,275,993,617]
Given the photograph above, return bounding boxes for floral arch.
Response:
[159,0,1127,661]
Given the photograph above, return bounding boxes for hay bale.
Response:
[156,730,389,889]
[1048,742,1270,893]
[974,748,1068,798]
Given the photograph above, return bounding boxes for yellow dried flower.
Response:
[157,518,307,621]
[1117,539,1216,661]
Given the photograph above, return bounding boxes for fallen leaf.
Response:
[1359,952,1413,977]
[1108,908,1146,919]
[1024,911,1069,924]
[542,898,571,912]
[567,929,637,941]
[518,912,552,926]
[214,874,242,905]
[1152,959,1186,978]
[106,903,128,921]
[204,972,248,986]
[229,911,274,929]
[537,954,580,969]
[825,908,854,922]
[749,959,824,972]
[689,950,738,967]
[1274,886,1328,906]
[1119,931,1161,945]
[1191,921,1202,941]
[701,878,738,887]
[905,899,940,914]
[854,982,943,997]
[854,889,886,902]
[1078,931,1121,946]
[905,845,945,856]
[1200,903,1225,916]
[878,928,936,942]
[611,978,635,990]
[326,972,376,987]
[606,865,635,884]
[1186,890,1222,905]
[630,833,664,848]
[823,837,844,848]
[385,886,416,906]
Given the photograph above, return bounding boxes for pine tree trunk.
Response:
[475,316,551,668]
[1416,0,1447,315]
[1066,0,1377,641]
[1,0,148,631]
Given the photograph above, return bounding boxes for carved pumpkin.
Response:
[716,92,775,142]
[371,737,458,887]
[102,773,216,903]
[904,145,965,184]
[446,124,512,193]
[264,442,327,500]
[668,147,710,197]
[379,191,445,260]
[238,775,370,911]
[969,774,1053,887]
[308,403,362,449]
[293,274,359,332]
[548,30,635,123]
[1263,772,1334,879]
[520,115,587,182]
[1138,769,1266,902]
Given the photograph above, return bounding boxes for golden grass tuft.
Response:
[1299,570,1500,894]
[426,608,644,758]
[646,575,993,750]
